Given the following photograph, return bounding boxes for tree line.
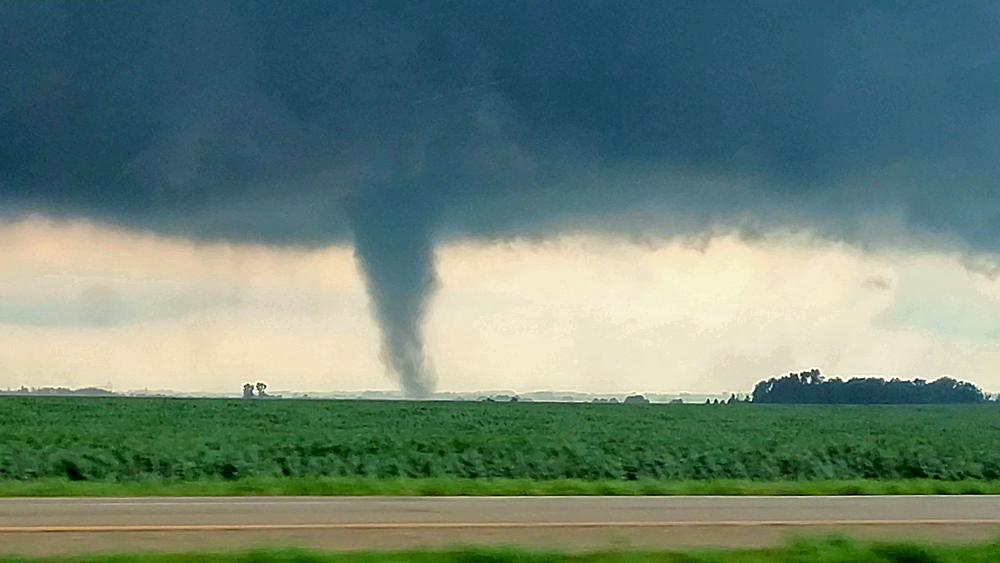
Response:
[749,369,989,404]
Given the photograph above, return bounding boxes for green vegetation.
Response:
[3,539,1000,563]
[4,477,1000,497]
[751,370,988,404]
[3,397,1000,487]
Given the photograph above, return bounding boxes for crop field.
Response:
[1,397,1000,486]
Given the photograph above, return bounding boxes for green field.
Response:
[2,539,1000,563]
[2,397,1000,490]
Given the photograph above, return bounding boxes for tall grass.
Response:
[3,538,1000,563]
[2,476,1000,497]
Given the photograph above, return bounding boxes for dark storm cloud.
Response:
[2,0,999,393]
[4,0,998,241]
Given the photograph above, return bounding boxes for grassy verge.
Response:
[2,477,1000,497]
[2,538,1000,563]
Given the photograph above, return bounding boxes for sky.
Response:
[2,217,1000,395]
[2,1,1000,395]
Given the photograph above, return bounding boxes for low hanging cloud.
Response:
[2,1,999,394]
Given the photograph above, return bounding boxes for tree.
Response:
[751,370,987,404]
[255,382,267,397]
[243,383,254,398]
[624,394,650,404]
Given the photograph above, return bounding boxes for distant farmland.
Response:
[2,397,999,486]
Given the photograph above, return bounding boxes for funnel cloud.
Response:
[347,186,440,397]
[2,1,999,394]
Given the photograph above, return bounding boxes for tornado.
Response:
[347,187,440,398]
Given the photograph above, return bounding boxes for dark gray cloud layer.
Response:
[4,1,998,241]
[2,1,999,394]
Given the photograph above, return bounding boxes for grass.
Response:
[2,476,1000,497]
[3,538,1000,563]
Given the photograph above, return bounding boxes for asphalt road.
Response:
[2,496,1000,555]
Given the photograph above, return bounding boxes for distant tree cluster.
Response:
[751,369,987,404]
[0,386,117,397]
[242,382,267,398]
